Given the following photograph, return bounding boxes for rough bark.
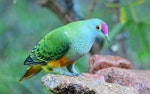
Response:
[88,55,150,94]
[89,55,132,73]
[41,74,139,94]
[96,67,150,94]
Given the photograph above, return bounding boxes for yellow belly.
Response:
[48,56,71,67]
[41,56,71,71]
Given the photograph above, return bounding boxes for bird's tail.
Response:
[19,66,42,82]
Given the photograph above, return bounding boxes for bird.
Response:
[19,18,109,81]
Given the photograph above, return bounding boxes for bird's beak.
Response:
[105,34,110,43]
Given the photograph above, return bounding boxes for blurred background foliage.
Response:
[0,0,150,94]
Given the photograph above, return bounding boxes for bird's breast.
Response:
[66,31,96,60]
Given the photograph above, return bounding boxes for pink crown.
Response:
[101,22,108,34]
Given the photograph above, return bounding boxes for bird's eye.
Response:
[96,25,99,30]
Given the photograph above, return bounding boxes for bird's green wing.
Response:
[24,29,71,66]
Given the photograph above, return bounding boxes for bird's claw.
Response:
[62,72,80,77]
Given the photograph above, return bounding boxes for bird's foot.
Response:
[62,71,80,77]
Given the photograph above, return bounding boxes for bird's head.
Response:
[94,19,110,43]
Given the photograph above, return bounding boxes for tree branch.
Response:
[38,0,83,24]
[41,74,139,94]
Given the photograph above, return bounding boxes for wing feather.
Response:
[24,30,71,66]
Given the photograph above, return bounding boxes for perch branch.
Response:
[41,74,139,94]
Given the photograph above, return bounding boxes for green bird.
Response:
[19,18,109,81]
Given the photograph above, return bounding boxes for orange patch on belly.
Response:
[47,56,71,68]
